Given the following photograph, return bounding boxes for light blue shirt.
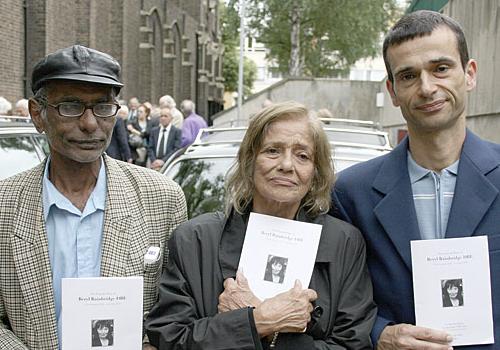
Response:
[408,152,459,240]
[42,157,106,345]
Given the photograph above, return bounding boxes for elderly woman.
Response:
[145,101,376,349]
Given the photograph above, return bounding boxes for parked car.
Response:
[161,124,391,218]
[0,116,48,180]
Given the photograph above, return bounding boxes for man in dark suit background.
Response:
[106,105,132,162]
[331,10,499,350]
[148,107,182,170]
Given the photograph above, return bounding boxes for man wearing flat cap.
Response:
[0,45,187,349]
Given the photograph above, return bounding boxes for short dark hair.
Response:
[383,10,469,83]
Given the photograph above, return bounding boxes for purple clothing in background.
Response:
[181,112,208,147]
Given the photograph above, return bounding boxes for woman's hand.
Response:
[253,280,317,337]
[218,271,262,312]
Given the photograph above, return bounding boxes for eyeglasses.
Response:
[47,102,120,118]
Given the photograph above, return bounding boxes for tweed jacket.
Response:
[0,155,187,349]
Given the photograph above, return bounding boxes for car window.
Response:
[34,134,50,155]
[166,157,236,218]
[0,135,44,179]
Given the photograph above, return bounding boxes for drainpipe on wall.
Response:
[23,0,28,97]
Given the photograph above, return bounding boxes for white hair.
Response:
[16,99,29,110]
[0,97,12,115]
[159,95,176,108]
[180,99,195,114]
[117,105,129,119]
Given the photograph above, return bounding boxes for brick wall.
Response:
[1,0,26,102]
[0,0,224,117]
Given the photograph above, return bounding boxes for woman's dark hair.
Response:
[444,279,462,292]
[269,256,287,268]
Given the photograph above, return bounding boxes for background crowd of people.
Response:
[0,92,208,171]
[105,95,207,169]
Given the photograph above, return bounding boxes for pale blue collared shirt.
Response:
[42,157,106,345]
[408,152,459,240]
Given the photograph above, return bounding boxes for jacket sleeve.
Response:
[147,132,157,162]
[326,228,376,349]
[0,331,28,350]
[145,230,262,350]
[172,128,182,154]
[330,190,390,348]
[0,303,29,349]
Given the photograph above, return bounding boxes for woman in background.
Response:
[127,103,154,166]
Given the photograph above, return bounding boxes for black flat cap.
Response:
[31,45,123,93]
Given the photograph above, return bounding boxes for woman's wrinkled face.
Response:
[447,285,459,299]
[271,261,283,275]
[253,116,315,212]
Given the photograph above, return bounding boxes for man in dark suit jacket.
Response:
[148,107,182,170]
[331,11,499,350]
[106,106,132,162]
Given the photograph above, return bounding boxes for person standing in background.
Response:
[148,107,182,171]
[179,99,207,147]
[106,106,132,162]
[159,95,183,129]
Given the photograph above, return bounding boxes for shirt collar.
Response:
[407,151,459,184]
[42,156,107,219]
[161,124,172,133]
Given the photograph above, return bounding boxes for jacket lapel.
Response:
[153,128,160,150]
[11,161,59,348]
[166,127,176,150]
[99,156,137,277]
[373,138,421,271]
[446,130,500,237]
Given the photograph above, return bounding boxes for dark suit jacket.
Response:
[106,118,131,161]
[146,209,376,349]
[331,130,500,349]
[147,125,182,162]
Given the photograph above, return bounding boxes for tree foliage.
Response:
[244,0,401,77]
[220,0,257,96]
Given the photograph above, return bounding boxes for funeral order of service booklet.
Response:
[411,236,494,346]
[238,212,322,300]
[61,276,143,350]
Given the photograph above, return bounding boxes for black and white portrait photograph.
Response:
[263,255,288,284]
[91,319,114,347]
[441,279,464,308]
